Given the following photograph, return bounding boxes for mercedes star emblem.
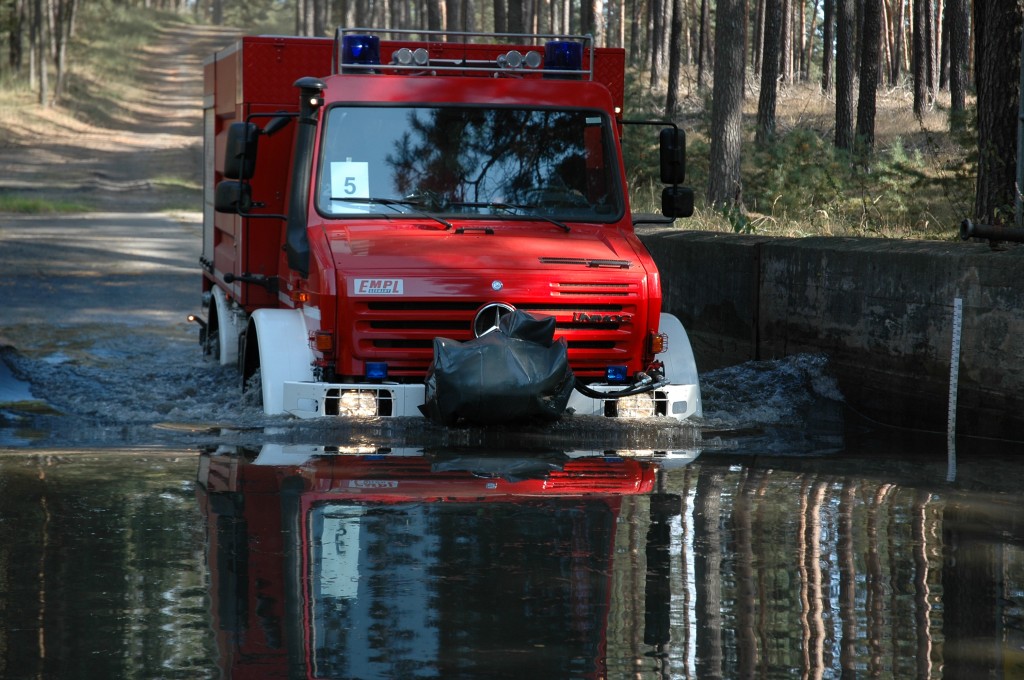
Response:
[473,302,516,337]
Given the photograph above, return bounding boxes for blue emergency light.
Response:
[365,362,388,380]
[544,40,583,74]
[341,34,381,72]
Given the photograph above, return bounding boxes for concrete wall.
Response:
[639,231,1024,441]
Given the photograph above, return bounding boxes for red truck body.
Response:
[200,29,701,421]
[196,446,662,677]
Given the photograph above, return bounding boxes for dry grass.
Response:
[629,74,976,240]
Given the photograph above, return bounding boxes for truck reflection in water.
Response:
[196,446,693,678]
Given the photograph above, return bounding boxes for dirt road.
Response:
[0,23,239,353]
[0,23,238,213]
[0,24,254,445]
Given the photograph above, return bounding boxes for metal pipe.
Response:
[960,219,1024,243]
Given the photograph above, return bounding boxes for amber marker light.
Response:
[651,332,668,354]
[313,331,334,352]
[291,290,310,303]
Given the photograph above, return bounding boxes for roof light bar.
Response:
[333,27,595,79]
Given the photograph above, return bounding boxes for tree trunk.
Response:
[946,0,968,129]
[973,0,1022,223]
[629,0,643,64]
[666,0,685,116]
[505,0,521,31]
[835,0,855,149]
[822,0,835,91]
[912,0,928,117]
[855,0,881,153]
[697,0,712,90]
[51,0,75,104]
[924,0,935,97]
[939,0,949,89]
[707,0,745,210]
[780,0,791,82]
[622,0,638,63]
[33,0,48,105]
[753,0,765,76]
[593,0,605,45]
[650,0,664,85]
[890,0,905,84]
[805,0,820,82]
[493,0,507,33]
[757,0,782,143]
[9,0,26,72]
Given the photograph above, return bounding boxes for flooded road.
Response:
[4,212,1024,677]
[3,441,1024,678]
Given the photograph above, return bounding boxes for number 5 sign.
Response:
[331,161,370,199]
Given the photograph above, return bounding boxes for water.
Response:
[4,333,1024,677]
[2,206,1021,676]
[3,440,1024,678]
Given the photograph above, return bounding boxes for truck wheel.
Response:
[240,322,261,406]
[242,369,263,408]
[203,309,220,360]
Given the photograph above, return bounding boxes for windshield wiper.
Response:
[330,196,453,230]
[451,201,571,233]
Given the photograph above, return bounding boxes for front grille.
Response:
[348,279,644,378]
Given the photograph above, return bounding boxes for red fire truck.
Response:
[196,445,679,677]
[198,28,701,422]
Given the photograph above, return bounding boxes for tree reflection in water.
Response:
[1,447,1023,678]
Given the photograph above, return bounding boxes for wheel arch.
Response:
[658,312,700,390]
[210,287,244,367]
[243,308,316,415]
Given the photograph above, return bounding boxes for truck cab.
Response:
[200,28,700,422]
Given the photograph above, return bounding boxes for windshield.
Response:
[316,105,623,222]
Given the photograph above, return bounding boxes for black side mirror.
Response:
[659,127,686,185]
[662,185,694,218]
[223,122,260,180]
[214,181,253,214]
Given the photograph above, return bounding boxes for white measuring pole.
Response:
[947,297,963,482]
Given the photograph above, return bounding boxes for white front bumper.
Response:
[281,380,701,421]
